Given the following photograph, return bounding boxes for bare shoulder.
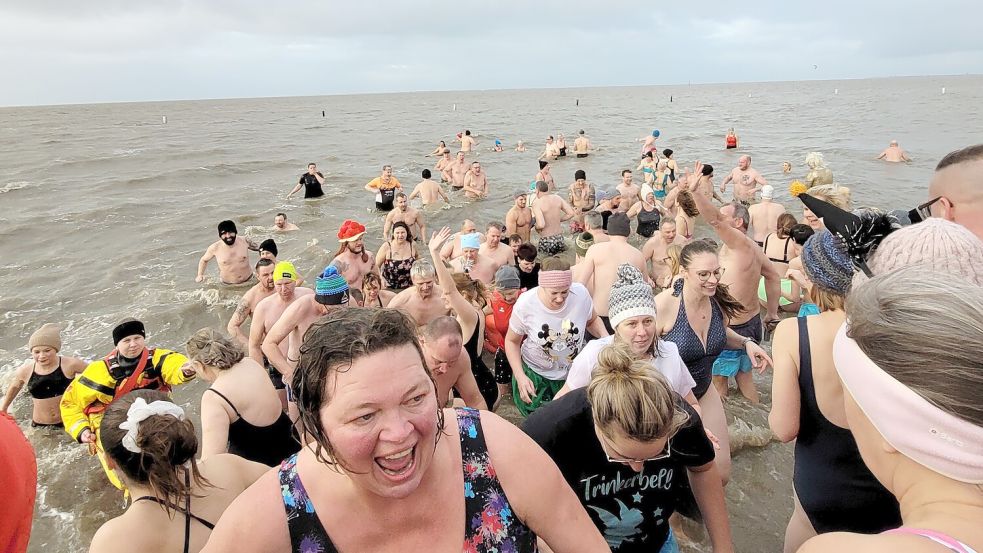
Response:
[203,469,288,553]
[89,513,159,553]
[477,410,543,469]
[13,360,33,381]
[773,317,799,351]
[388,289,411,307]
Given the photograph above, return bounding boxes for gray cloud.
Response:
[1,1,980,105]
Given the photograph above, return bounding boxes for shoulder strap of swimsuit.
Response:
[782,236,792,258]
[672,277,685,298]
[205,388,242,418]
[762,233,774,254]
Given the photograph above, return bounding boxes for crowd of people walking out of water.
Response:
[3,122,983,553]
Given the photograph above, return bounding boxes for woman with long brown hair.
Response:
[89,389,267,553]
[656,238,772,485]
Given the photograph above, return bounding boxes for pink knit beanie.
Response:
[854,218,983,287]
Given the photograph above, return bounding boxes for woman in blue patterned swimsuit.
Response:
[203,308,608,553]
[656,239,774,485]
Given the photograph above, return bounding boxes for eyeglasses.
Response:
[909,196,947,224]
[600,433,671,464]
[694,268,726,282]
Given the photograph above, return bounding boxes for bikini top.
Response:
[27,358,72,400]
[763,233,792,263]
[133,471,215,553]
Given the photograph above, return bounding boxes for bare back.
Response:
[584,240,647,317]
[748,201,786,243]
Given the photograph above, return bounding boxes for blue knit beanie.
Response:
[315,266,350,305]
[802,230,854,295]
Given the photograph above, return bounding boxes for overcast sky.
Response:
[2,1,981,106]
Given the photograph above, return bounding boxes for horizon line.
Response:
[2,72,977,110]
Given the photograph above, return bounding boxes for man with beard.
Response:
[249,261,314,407]
[383,193,426,241]
[388,259,449,328]
[419,316,487,409]
[273,212,299,232]
[195,220,259,284]
[505,191,533,243]
[262,266,350,394]
[449,233,498,286]
[331,219,375,290]
[227,258,276,346]
[479,222,514,268]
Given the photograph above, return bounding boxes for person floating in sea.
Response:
[273,212,298,232]
[493,139,504,152]
[364,165,402,212]
[195,220,260,284]
[1,324,87,428]
[515,140,526,152]
[60,318,196,489]
[875,140,912,163]
[286,162,325,200]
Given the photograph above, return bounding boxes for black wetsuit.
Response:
[206,389,300,467]
[793,317,901,533]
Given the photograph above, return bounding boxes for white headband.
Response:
[118,397,186,454]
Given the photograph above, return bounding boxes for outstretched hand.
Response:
[746,342,774,375]
[429,226,452,253]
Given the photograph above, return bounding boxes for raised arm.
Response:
[427,228,478,331]
[690,162,751,251]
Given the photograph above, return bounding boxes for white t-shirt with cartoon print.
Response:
[510,283,594,380]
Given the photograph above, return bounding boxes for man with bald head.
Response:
[419,316,487,409]
[722,155,767,205]
[925,144,983,240]
[877,140,912,163]
[439,219,485,260]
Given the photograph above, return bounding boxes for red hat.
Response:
[338,219,367,242]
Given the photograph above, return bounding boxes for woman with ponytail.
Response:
[524,343,734,553]
[89,389,267,553]
[655,238,773,485]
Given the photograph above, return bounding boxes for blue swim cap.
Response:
[652,129,661,138]
[495,139,502,145]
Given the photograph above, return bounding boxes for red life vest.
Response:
[726,135,737,148]
[82,348,170,417]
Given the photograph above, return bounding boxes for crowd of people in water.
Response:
[2,127,982,553]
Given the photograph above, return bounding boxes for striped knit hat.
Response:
[802,230,854,295]
[608,264,656,329]
[315,266,350,305]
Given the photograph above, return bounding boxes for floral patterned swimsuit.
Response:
[279,407,538,553]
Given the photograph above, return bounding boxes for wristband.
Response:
[741,337,756,348]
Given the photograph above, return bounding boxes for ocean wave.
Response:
[0,181,36,194]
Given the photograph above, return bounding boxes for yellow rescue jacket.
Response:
[60,347,192,442]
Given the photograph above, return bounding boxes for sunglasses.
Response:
[908,196,948,224]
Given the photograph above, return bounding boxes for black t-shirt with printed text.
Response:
[299,172,325,198]
[522,388,714,552]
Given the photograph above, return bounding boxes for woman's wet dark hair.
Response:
[663,148,673,158]
[293,308,444,468]
[100,389,209,514]
[391,221,413,241]
[679,238,746,320]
